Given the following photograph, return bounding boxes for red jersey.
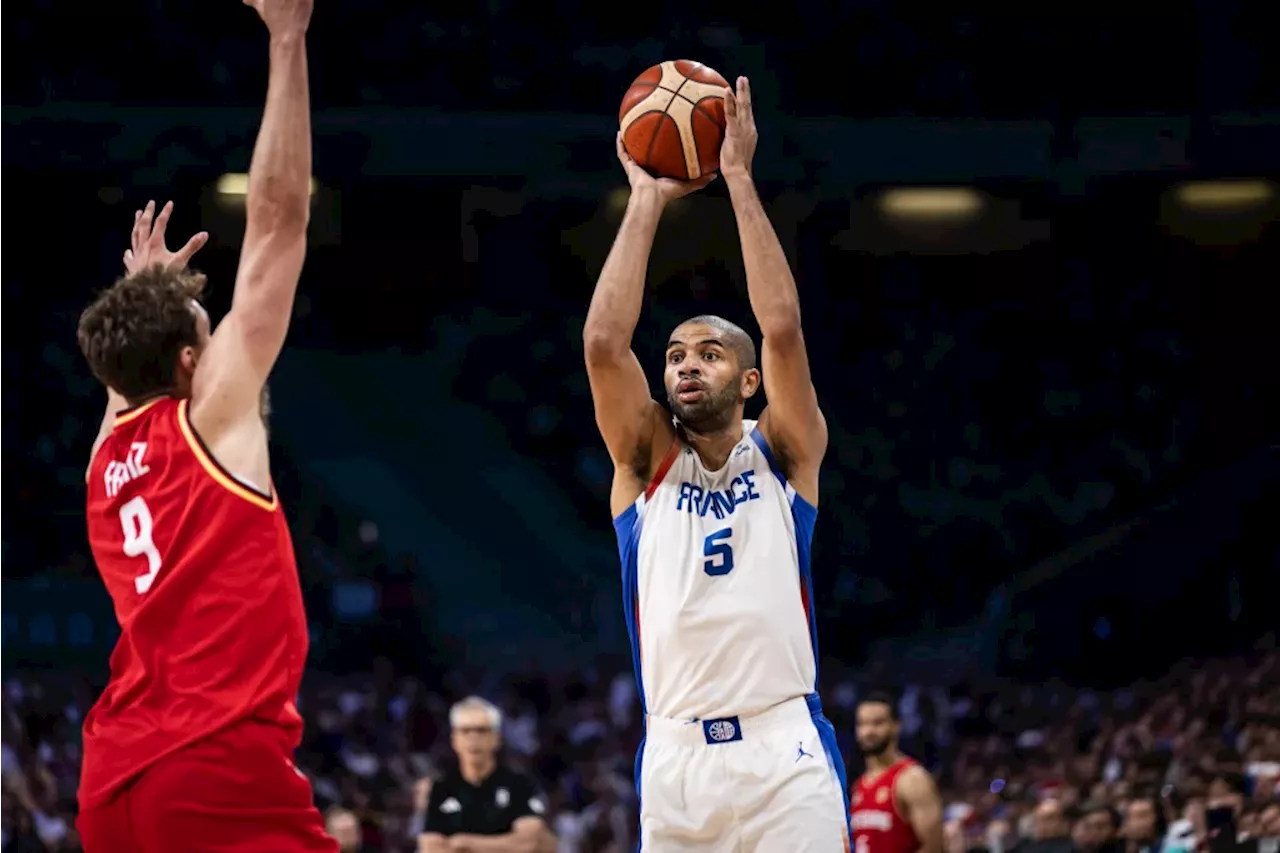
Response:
[80,397,308,810]
[850,757,922,853]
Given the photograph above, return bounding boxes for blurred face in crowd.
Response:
[987,818,1014,851]
[856,701,899,758]
[944,820,967,853]
[1207,777,1244,814]
[1034,799,1069,841]
[325,808,361,852]
[451,705,500,768]
[1075,809,1118,852]
[663,318,760,434]
[1123,799,1159,843]
[1183,798,1206,837]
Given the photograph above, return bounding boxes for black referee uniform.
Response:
[423,765,547,838]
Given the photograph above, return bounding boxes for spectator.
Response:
[1074,803,1123,853]
[327,807,363,853]
[1020,798,1073,853]
[1123,796,1169,853]
[419,697,553,853]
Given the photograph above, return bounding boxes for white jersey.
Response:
[612,419,819,721]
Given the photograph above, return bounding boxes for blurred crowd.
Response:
[4,644,1277,853]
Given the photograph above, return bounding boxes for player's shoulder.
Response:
[894,762,937,797]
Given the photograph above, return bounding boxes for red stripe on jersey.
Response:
[645,440,681,501]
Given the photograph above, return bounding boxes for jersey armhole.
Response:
[611,438,680,524]
[177,399,279,512]
[749,424,818,515]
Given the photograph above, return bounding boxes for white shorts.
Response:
[637,693,851,852]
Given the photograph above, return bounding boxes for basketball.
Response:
[619,60,729,182]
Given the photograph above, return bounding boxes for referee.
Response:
[419,696,554,853]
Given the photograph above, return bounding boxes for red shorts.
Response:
[78,721,337,853]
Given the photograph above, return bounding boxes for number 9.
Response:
[120,496,163,594]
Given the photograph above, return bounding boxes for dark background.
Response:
[2,1,1279,850]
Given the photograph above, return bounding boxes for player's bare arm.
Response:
[88,201,210,469]
[582,135,713,516]
[897,765,944,853]
[720,77,827,505]
[188,0,313,488]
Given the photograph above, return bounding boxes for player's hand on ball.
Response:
[720,76,758,179]
[244,0,313,37]
[124,200,209,276]
[616,132,716,204]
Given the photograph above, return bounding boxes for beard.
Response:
[858,737,892,757]
[666,381,741,432]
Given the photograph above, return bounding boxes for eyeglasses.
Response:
[453,726,494,736]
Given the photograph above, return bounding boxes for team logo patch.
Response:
[702,716,743,744]
[529,797,546,815]
[496,787,509,807]
[441,797,462,813]
[876,788,889,804]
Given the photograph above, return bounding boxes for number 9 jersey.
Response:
[80,396,309,811]
[612,419,819,722]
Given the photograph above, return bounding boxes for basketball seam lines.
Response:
[643,88,681,169]
[673,73,724,169]
[674,74,725,127]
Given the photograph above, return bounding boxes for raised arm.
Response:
[897,766,944,853]
[190,0,313,440]
[719,77,827,504]
[88,201,210,472]
[583,135,711,514]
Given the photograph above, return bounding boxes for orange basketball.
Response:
[619,60,729,182]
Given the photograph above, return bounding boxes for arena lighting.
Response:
[878,187,983,220]
[607,186,631,213]
[215,173,319,197]
[1173,179,1274,211]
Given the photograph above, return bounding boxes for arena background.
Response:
[3,1,1279,850]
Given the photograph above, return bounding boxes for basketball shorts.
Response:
[77,720,337,853]
[637,693,852,852]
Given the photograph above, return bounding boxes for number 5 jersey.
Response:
[612,419,820,722]
[81,396,308,810]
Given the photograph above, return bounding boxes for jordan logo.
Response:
[795,742,814,762]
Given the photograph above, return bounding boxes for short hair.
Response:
[449,695,502,730]
[1213,771,1247,796]
[77,265,207,400]
[1080,802,1121,829]
[673,315,757,371]
[858,691,899,720]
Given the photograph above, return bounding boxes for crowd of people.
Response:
[4,643,1277,852]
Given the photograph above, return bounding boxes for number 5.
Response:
[120,496,163,594]
[703,527,734,577]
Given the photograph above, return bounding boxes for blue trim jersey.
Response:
[613,420,820,721]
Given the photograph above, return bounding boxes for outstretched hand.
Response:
[720,76,758,179]
[244,0,313,38]
[616,133,716,205]
[124,200,209,275]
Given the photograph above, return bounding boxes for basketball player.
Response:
[850,694,943,853]
[583,76,850,850]
[73,1,334,850]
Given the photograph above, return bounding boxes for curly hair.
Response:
[77,264,207,400]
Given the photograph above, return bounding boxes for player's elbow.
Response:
[759,312,804,346]
[583,326,628,365]
[246,192,310,238]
